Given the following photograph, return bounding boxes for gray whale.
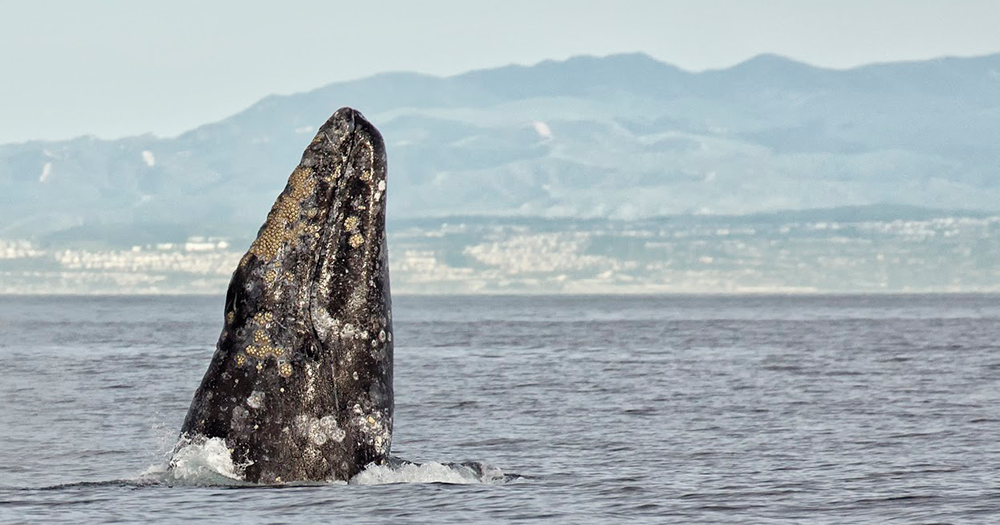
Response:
[177,107,393,483]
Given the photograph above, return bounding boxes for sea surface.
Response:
[1,294,998,523]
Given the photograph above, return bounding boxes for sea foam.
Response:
[141,435,513,486]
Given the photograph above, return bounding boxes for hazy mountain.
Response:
[3,52,1000,243]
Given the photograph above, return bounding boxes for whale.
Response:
[176,107,393,483]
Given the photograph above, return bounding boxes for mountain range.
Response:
[2,52,1000,245]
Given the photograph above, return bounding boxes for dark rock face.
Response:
[178,107,393,483]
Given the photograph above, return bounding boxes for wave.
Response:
[4,437,521,491]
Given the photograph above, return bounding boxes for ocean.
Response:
[0,294,998,523]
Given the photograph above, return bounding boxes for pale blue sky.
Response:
[1,0,999,143]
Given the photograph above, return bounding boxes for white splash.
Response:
[351,461,508,485]
[140,434,513,487]
[141,150,155,167]
[142,435,247,486]
[39,162,52,183]
[532,121,553,140]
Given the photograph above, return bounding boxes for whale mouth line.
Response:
[321,107,356,151]
[306,108,367,352]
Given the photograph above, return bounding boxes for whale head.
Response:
[180,107,393,483]
[226,107,390,356]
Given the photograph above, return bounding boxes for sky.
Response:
[1,0,999,144]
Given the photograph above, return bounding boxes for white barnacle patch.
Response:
[311,307,341,344]
[297,414,346,445]
[231,406,249,430]
[355,410,391,456]
[319,415,346,443]
[308,419,329,445]
[348,287,367,312]
[246,390,265,409]
[378,329,386,342]
[340,323,356,340]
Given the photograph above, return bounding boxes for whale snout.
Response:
[313,107,382,151]
[333,107,357,133]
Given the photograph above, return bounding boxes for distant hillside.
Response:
[3,52,1000,243]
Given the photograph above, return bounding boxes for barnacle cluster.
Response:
[246,166,317,263]
[234,314,292,377]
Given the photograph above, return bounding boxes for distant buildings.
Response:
[4,214,996,294]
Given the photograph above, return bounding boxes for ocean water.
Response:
[1,294,999,523]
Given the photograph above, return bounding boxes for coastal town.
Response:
[3,212,998,295]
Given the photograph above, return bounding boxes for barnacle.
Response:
[247,167,316,261]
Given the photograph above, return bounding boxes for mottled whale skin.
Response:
[178,107,393,483]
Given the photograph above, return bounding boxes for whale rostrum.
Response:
[177,107,393,483]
